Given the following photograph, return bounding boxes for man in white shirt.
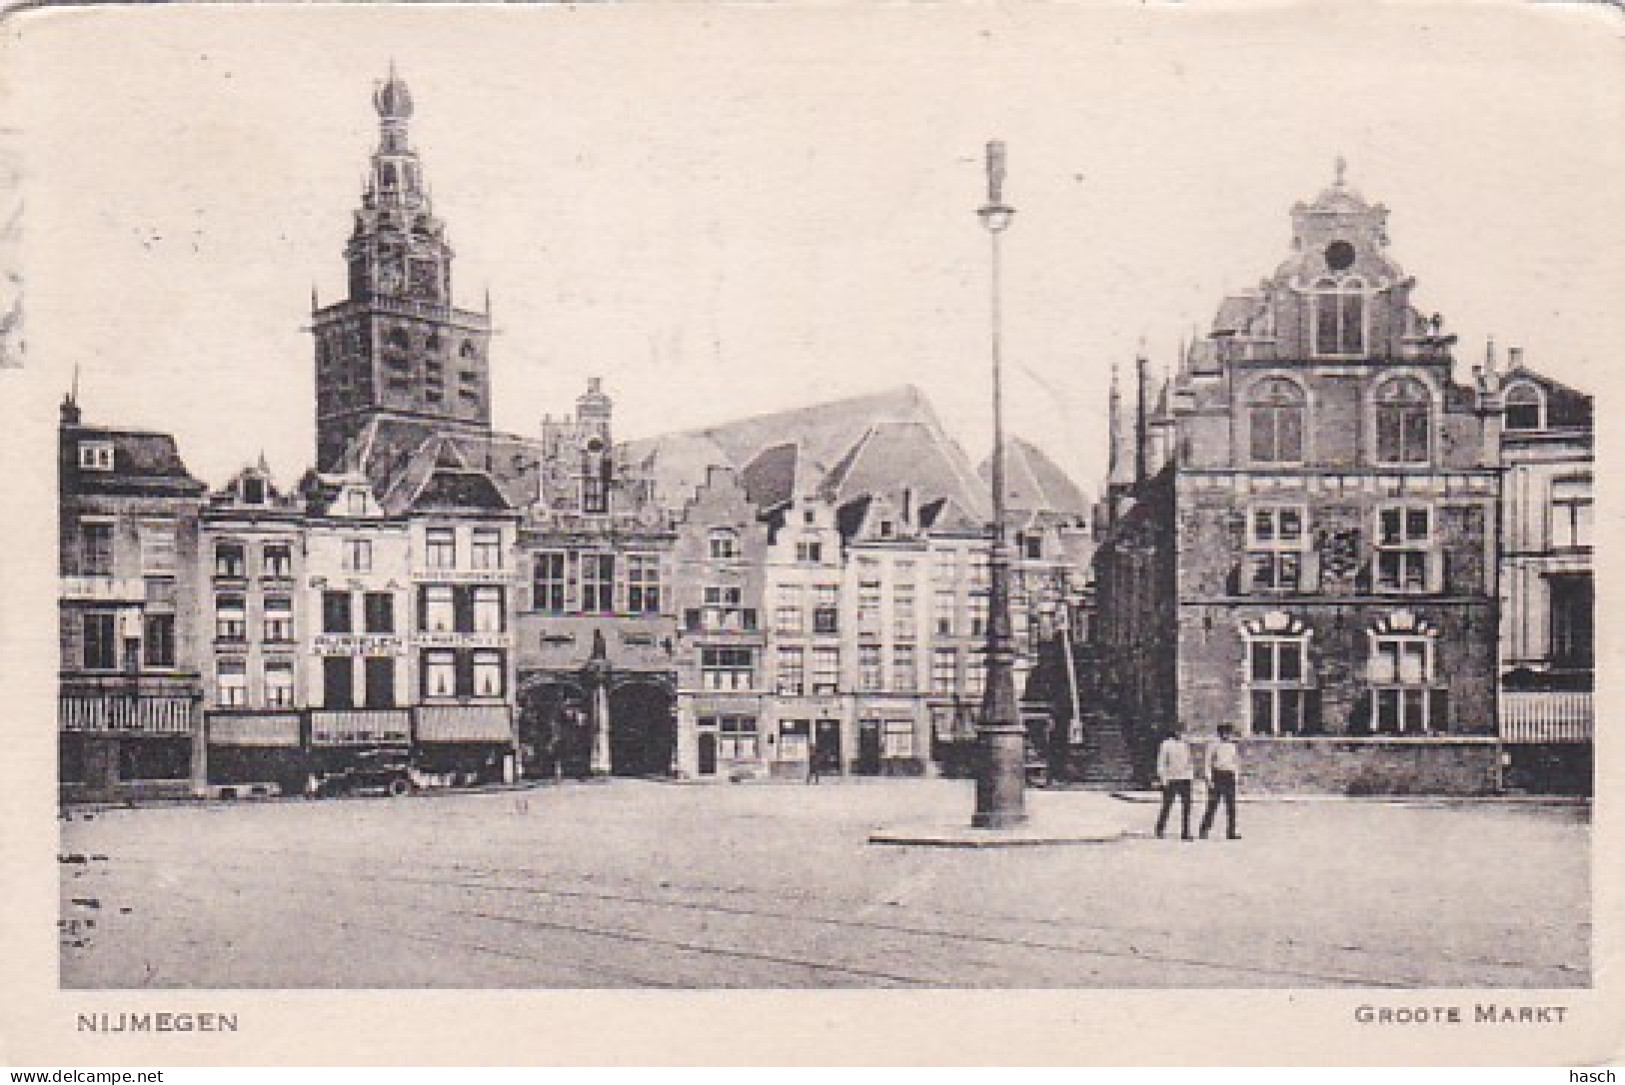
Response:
[1154,728,1195,841]
[1200,723,1242,840]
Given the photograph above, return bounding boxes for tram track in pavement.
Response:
[81,847,1522,988]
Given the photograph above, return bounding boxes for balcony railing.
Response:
[683,608,759,634]
[61,694,194,734]
[1499,691,1593,744]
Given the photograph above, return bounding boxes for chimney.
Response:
[1508,346,1525,371]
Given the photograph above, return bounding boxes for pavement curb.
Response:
[1108,790,1590,807]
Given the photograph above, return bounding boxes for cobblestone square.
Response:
[59,781,1589,989]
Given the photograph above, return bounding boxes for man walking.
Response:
[1154,727,1195,841]
[1201,723,1241,840]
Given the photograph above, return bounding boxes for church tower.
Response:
[312,66,493,471]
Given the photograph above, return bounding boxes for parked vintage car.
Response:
[313,749,418,798]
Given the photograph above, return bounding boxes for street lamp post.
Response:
[972,140,1028,829]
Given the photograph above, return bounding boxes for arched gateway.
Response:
[517,674,675,779]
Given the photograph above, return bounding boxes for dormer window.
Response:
[346,490,368,516]
[243,476,267,505]
[708,528,740,560]
[1312,276,1367,357]
[78,442,114,472]
[1504,383,1544,431]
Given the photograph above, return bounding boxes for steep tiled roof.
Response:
[1212,294,1264,336]
[819,420,989,521]
[409,468,513,513]
[740,442,801,511]
[628,430,733,511]
[629,384,941,505]
[918,496,985,535]
[980,438,1089,518]
[62,423,206,498]
[334,415,541,515]
[835,495,874,542]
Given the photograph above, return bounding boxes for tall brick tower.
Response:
[312,65,493,470]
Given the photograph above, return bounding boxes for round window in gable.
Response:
[1325,240,1356,272]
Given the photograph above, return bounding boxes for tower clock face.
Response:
[1325,240,1356,271]
[407,259,439,301]
[377,256,404,296]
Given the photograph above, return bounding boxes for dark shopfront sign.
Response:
[309,709,411,746]
[312,635,406,656]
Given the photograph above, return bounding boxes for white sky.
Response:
[16,3,1625,493]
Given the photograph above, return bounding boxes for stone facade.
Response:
[1093,168,1505,794]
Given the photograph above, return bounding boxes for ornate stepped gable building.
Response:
[1093,166,1505,794]
[58,397,208,800]
[514,381,679,780]
[671,465,769,779]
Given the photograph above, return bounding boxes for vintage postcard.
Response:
[0,0,1619,1067]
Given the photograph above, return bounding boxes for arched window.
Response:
[1504,382,1544,431]
[1375,377,1431,464]
[1248,378,1306,464]
[1312,276,1366,357]
[386,328,409,350]
[381,164,398,190]
[460,341,479,360]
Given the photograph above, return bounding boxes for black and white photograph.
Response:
[2,0,1620,1067]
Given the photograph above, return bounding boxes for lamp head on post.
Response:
[978,140,1016,234]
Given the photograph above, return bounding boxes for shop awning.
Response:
[207,712,302,748]
[416,704,513,744]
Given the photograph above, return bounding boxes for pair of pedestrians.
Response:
[1153,725,1241,841]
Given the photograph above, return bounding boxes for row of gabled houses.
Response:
[60,65,1097,801]
[59,376,1091,801]
[58,68,1594,802]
